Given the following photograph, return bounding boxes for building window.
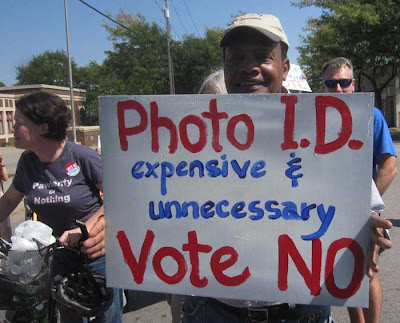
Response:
[0,112,4,135]
[9,100,14,108]
[5,100,8,108]
[0,99,3,107]
[6,111,13,133]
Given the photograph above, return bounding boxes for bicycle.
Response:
[0,220,113,323]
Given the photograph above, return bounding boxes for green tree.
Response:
[16,50,79,86]
[102,12,170,95]
[173,27,224,94]
[102,11,223,95]
[293,0,400,107]
[74,61,105,125]
[0,82,5,87]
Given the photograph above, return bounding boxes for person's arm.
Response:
[0,184,24,222]
[0,154,8,182]
[1,165,8,182]
[375,154,397,195]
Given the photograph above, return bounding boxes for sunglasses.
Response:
[323,79,353,89]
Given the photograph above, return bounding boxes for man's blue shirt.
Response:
[373,107,397,179]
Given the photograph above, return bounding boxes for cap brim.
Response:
[220,26,282,47]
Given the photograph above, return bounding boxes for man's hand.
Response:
[82,216,106,259]
[367,212,392,278]
[59,227,82,247]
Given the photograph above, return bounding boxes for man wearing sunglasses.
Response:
[322,57,397,323]
[322,57,397,196]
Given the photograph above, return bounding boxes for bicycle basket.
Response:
[0,244,54,310]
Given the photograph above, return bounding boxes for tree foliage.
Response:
[292,0,400,106]
[102,12,170,95]
[16,50,79,86]
[174,27,224,94]
[74,61,105,125]
[102,11,223,95]
[0,81,4,87]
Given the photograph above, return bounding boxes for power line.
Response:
[78,0,181,54]
[77,0,132,33]
[75,0,177,78]
[170,25,182,41]
[170,0,188,35]
[181,0,201,37]
[154,0,182,41]
[154,0,163,12]
[77,0,158,45]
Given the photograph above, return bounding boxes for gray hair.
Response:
[322,57,354,78]
[198,69,227,94]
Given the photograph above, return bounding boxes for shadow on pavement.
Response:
[124,290,168,313]
[1,291,169,321]
[390,132,400,142]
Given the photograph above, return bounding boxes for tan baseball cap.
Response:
[220,13,289,48]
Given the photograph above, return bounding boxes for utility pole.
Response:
[164,0,175,94]
[64,0,77,142]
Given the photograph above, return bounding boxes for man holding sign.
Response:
[179,13,392,323]
[97,12,393,323]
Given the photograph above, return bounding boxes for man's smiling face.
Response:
[224,28,289,94]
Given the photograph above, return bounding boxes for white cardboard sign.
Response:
[283,63,312,92]
[100,93,373,307]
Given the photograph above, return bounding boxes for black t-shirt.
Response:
[13,141,103,236]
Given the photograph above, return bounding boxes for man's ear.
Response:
[282,58,290,81]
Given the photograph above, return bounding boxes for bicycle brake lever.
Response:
[75,220,89,242]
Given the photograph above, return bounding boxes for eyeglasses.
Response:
[323,79,353,89]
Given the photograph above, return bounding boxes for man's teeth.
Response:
[241,82,260,86]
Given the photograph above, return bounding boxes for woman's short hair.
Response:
[198,69,227,94]
[16,91,70,140]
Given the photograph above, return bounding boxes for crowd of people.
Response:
[0,11,396,323]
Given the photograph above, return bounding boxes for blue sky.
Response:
[0,0,321,86]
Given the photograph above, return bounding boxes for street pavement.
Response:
[0,142,400,322]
